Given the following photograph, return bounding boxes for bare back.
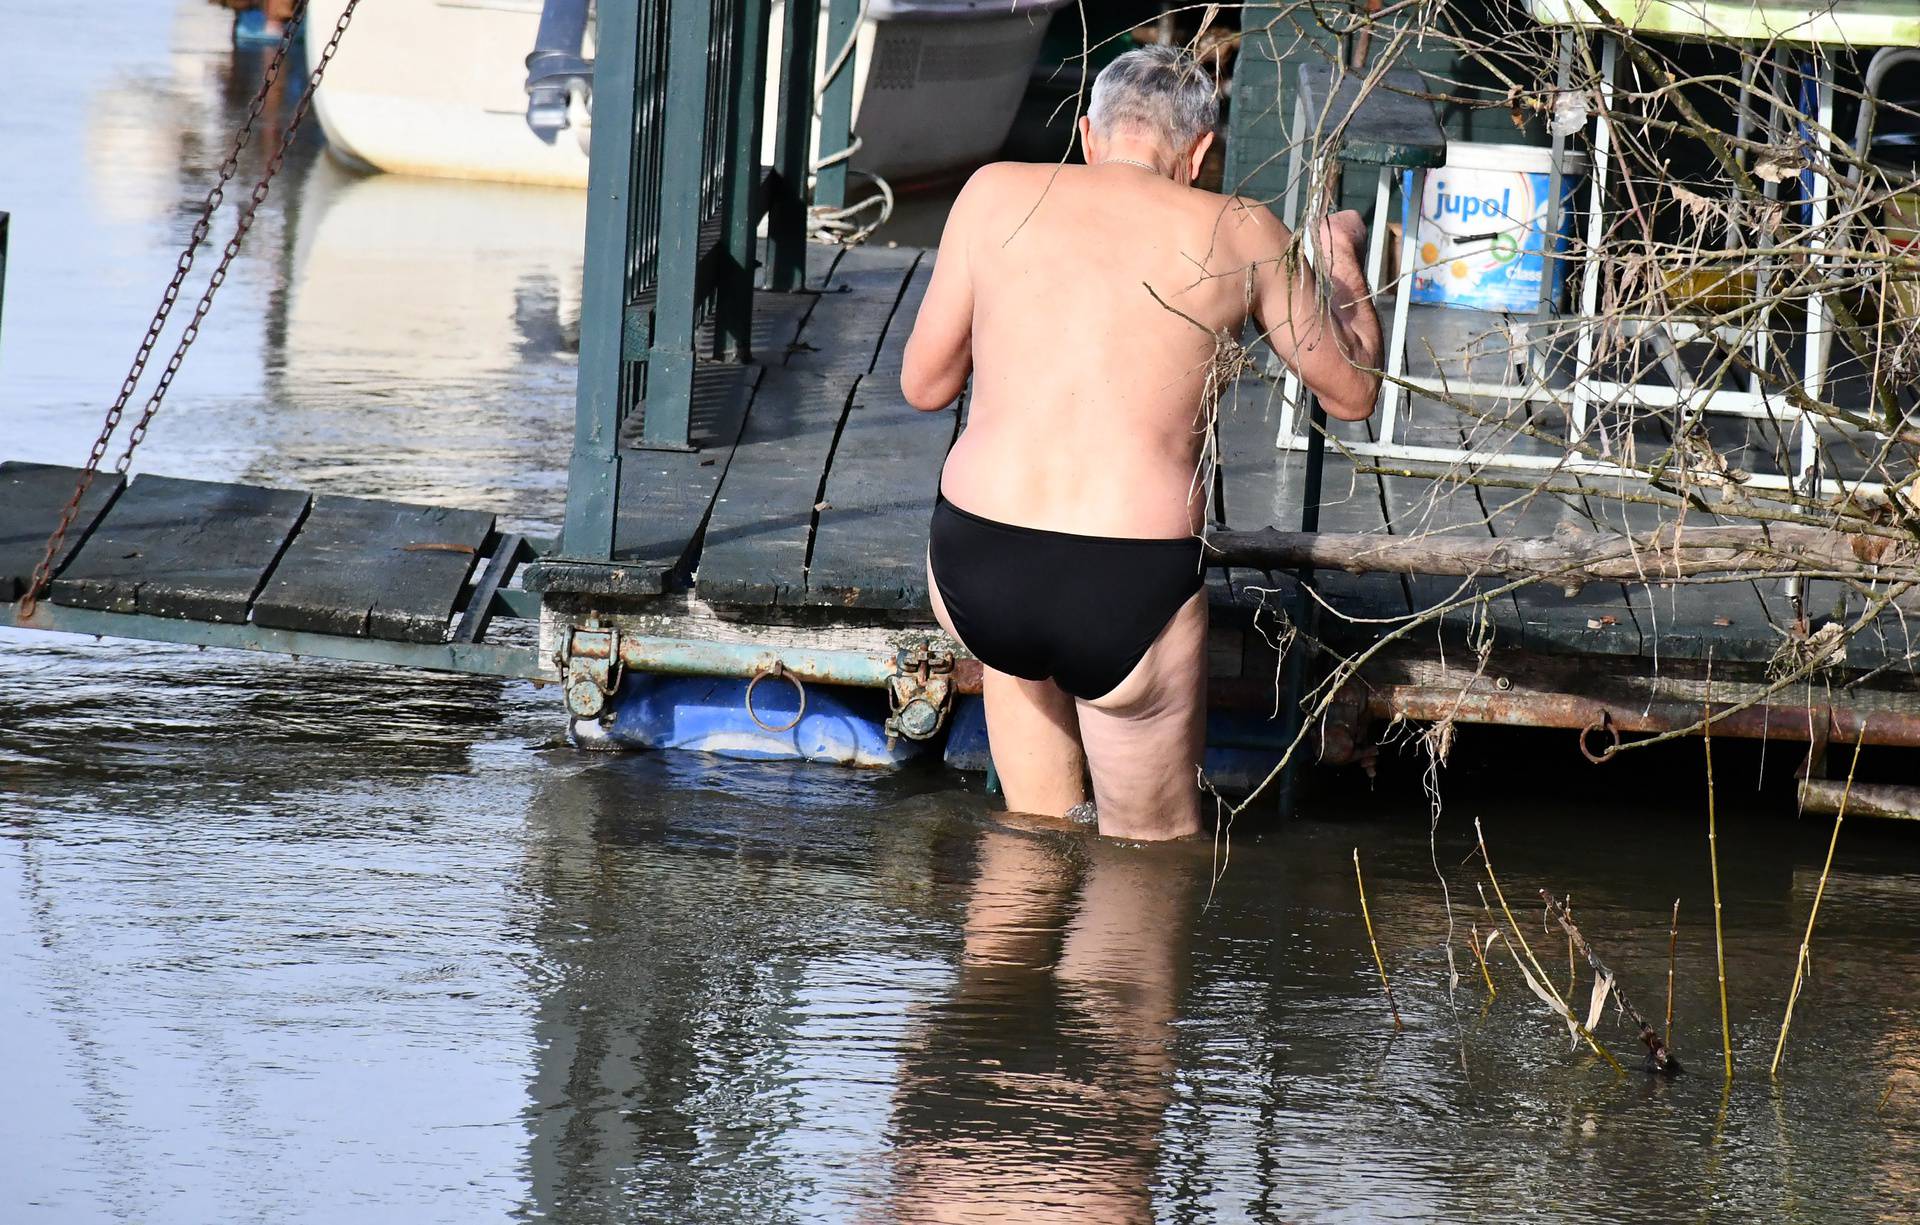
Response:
[928,163,1274,539]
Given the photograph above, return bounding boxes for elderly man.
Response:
[901,46,1382,841]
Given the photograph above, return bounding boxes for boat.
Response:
[306,0,1070,189]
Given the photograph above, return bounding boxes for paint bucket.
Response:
[1408,141,1586,314]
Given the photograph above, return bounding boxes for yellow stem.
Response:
[1666,898,1679,1042]
[1706,701,1734,1084]
[1354,848,1404,1031]
[1469,921,1497,999]
[1771,727,1867,1078]
[1475,819,1623,1073]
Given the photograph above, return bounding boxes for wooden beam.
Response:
[1207,522,1919,589]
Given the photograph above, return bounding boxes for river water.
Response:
[5,5,1920,1222]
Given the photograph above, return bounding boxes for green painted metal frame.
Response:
[4,600,553,680]
[637,0,720,451]
[766,0,818,291]
[813,0,861,210]
[560,0,831,559]
[563,0,640,560]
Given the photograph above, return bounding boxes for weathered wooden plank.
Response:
[0,462,124,601]
[785,247,919,378]
[1295,65,1446,169]
[802,374,955,609]
[1216,376,1411,636]
[51,475,309,622]
[698,369,855,606]
[867,261,933,382]
[252,495,495,643]
[604,363,762,593]
[1577,474,1784,664]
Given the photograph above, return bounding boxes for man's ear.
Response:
[1076,115,1097,164]
[1185,130,1216,184]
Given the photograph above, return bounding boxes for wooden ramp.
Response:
[1,461,543,676]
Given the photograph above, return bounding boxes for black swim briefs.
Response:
[928,494,1204,702]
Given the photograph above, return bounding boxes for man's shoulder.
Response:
[1190,190,1288,253]
[962,159,1067,194]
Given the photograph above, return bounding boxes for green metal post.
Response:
[636,0,717,450]
[562,0,642,560]
[814,0,859,210]
[717,0,770,359]
[767,0,818,290]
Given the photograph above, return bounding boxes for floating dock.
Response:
[4,0,1917,805]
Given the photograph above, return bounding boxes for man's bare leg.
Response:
[1075,590,1207,840]
[983,669,1089,816]
[928,556,1088,816]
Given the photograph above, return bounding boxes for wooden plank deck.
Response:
[251,495,496,643]
[526,241,1915,682]
[52,475,310,621]
[0,462,124,601]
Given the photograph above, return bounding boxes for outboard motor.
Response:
[525,0,592,144]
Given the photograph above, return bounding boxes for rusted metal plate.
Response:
[0,462,124,601]
[51,475,309,622]
[252,495,496,643]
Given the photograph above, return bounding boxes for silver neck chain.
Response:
[1099,157,1164,176]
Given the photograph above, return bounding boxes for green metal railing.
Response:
[563,0,851,561]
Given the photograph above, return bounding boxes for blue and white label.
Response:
[1409,158,1578,314]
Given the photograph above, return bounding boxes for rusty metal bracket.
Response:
[1578,709,1621,763]
[563,621,622,720]
[745,661,807,733]
[885,641,956,745]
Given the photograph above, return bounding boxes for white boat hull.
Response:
[307,0,592,189]
[307,0,1065,189]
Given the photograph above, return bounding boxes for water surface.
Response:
[5,6,1920,1222]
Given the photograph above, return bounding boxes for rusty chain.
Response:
[19,0,359,617]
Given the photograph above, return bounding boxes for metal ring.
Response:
[745,663,807,734]
[1579,710,1621,764]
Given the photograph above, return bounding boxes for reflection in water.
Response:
[887,821,1197,1224]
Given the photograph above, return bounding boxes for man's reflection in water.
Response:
[887,818,1205,1223]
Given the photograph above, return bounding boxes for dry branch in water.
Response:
[1543,889,1681,1076]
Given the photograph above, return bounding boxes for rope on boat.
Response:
[20,0,363,617]
[807,0,892,246]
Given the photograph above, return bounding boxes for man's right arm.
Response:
[1239,202,1382,422]
[902,167,995,410]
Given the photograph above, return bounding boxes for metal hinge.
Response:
[563,621,622,719]
[885,641,955,745]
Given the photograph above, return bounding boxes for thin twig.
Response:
[1771,726,1868,1078]
[1666,898,1679,1041]
[1354,848,1403,1031]
[1469,921,1497,999]
[1706,692,1734,1084]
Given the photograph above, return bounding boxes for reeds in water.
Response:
[1706,709,1734,1083]
[1353,848,1403,1031]
[1771,727,1867,1078]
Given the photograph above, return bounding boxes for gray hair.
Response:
[1086,45,1219,149]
